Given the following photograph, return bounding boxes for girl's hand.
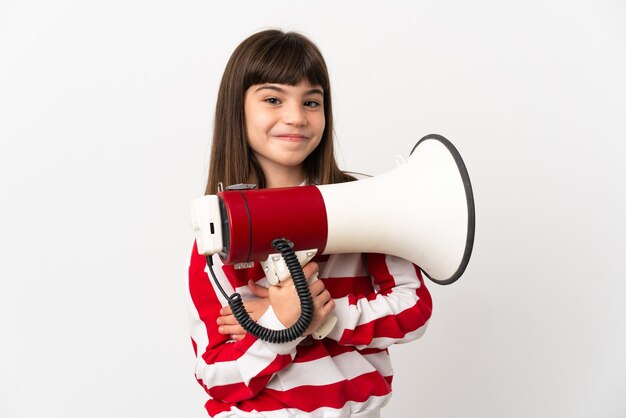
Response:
[217,280,269,341]
[268,262,317,328]
[304,276,335,337]
[270,262,335,334]
[217,262,336,340]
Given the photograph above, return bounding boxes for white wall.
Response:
[1,1,625,417]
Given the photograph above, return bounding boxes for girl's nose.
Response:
[282,103,307,126]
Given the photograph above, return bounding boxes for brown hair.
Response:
[205,29,353,194]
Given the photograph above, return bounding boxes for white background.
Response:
[1,1,625,417]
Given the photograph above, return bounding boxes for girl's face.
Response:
[244,81,325,187]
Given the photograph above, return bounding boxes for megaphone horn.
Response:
[192,133,475,285]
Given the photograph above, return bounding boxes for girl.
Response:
[188,29,433,418]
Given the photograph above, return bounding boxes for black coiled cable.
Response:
[205,238,314,343]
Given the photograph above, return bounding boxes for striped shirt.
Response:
[188,242,432,417]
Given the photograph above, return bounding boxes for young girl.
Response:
[188,29,433,418]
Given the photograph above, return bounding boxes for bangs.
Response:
[243,33,328,89]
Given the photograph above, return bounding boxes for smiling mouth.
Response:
[274,134,309,141]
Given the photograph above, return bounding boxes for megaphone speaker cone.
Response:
[320,134,475,285]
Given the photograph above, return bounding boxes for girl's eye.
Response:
[304,100,321,108]
[265,97,281,105]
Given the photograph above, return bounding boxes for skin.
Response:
[244,81,325,188]
[217,81,336,341]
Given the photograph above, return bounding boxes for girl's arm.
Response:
[325,253,433,350]
[188,243,304,403]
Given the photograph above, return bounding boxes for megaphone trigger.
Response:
[261,249,318,286]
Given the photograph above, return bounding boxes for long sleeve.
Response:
[187,243,304,403]
[325,253,432,350]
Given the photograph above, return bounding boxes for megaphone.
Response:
[192,133,475,284]
[191,134,474,342]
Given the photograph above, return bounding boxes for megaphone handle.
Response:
[263,252,337,339]
[307,272,338,340]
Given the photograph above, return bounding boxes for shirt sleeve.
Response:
[187,243,304,403]
[325,253,433,350]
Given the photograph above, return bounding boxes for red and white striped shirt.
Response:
[188,242,432,417]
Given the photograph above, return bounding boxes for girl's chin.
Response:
[255,154,305,171]
[272,159,307,169]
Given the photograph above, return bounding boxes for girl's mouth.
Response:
[275,134,309,141]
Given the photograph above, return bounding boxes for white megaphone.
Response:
[191,134,475,342]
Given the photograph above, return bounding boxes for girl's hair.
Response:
[205,29,354,194]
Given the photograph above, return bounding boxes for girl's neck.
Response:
[250,164,306,189]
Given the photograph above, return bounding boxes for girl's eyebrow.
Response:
[254,84,324,96]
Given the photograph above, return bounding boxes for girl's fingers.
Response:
[248,280,269,297]
[217,314,232,326]
[319,289,332,304]
[317,296,335,315]
[218,324,245,335]
[302,262,319,280]
[217,312,245,326]
[314,290,332,309]
[309,280,327,296]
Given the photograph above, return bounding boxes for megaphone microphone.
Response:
[191,134,475,342]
